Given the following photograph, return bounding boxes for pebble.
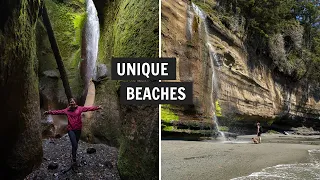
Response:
[87,147,97,154]
[26,135,120,179]
[48,162,59,170]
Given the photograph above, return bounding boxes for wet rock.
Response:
[104,161,113,169]
[43,70,60,78]
[94,63,108,82]
[55,134,62,138]
[48,162,59,170]
[87,148,96,154]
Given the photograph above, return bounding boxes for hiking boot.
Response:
[71,161,79,172]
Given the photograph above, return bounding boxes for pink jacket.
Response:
[48,106,99,130]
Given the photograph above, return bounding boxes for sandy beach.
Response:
[161,134,320,180]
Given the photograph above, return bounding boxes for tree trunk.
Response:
[41,3,73,100]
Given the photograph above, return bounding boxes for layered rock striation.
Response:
[162,0,320,133]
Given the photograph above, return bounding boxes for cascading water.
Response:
[82,0,100,85]
[80,0,99,104]
[192,3,226,140]
[186,5,194,40]
[285,91,291,113]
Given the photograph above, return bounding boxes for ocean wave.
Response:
[231,149,320,180]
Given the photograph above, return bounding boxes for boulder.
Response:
[94,63,108,82]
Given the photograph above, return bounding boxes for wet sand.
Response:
[161,134,320,180]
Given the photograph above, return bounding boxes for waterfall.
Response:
[80,0,99,104]
[192,3,226,140]
[84,0,100,82]
[286,91,291,113]
[186,5,194,40]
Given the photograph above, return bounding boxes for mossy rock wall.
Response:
[0,0,43,178]
[118,105,159,180]
[37,0,87,106]
[90,0,159,179]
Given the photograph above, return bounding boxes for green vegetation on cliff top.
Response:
[194,0,320,84]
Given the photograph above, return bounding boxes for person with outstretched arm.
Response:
[44,98,102,167]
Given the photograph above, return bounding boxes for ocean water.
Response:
[231,149,320,180]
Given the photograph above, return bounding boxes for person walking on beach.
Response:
[256,121,262,143]
[44,98,102,166]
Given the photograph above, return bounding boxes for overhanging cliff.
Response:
[161,0,320,134]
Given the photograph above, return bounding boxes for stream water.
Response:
[191,3,226,140]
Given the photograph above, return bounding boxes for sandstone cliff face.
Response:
[0,0,43,178]
[162,0,213,117]
[162,0,320,131]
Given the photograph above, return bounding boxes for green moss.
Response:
[161,104,179,122]
[45,0,78,58]
[215,100,222,117]
[98,0,158,64]
[218,126,229,131]
[70,48,82,67]
[163,126,175,131]
[40,0,86,98]
[97,0,120,64]
[71,12,87,46]
[113,0,158,58]
[95,1,159,179]
[267,119,274,126]
[267,130,279,134]
[193,0,215,17]
[0,0,43,177]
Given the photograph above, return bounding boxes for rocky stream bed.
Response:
[25,134,120,180]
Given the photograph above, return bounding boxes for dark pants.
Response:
[68,130,81,162]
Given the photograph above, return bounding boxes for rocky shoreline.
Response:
[25,134,120,180]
